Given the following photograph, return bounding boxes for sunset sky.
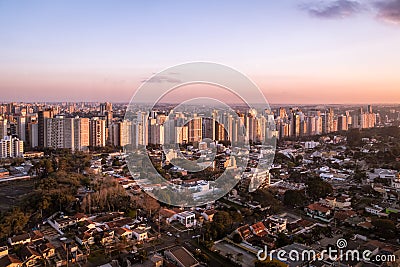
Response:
[1,0,400,104]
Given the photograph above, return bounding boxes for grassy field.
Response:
[0,179,34,212]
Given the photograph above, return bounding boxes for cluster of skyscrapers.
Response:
[0,102,379,158]
[0,103,114,154]
[131,109,276,146]
[275,105,377,139]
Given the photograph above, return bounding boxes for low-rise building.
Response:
[235,225,253,240]
[0,254,22,267]
[173,211,196,228]
[304,203,333,222]
[265,215,287,233]
[8,233,31,246]
[321,196,352,209]
[365,205,388,217]
[164,246,199,267]
[0,245,9,258]
[0,136,24,158]
[53,216,77,231]
[0,168,9,178]
[250,221,268,237]
[132,229,148,242]
[115,227,133,240]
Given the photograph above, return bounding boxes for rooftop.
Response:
[166,246,199,267]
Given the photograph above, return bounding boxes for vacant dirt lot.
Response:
[0,179,34,212]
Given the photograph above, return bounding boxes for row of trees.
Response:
[202,210,243,241]
[0,150,133,240]
[81,177,131,214]
[0,208,30,239]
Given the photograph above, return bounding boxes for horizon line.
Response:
[1,101,400,106]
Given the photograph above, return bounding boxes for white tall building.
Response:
[0,118,7,139]
[149,118,164,145]
[110,120,132,147]
[45,117,64,149]
[16,116,27,142]
[29,123,39,148]
[74,117,89,151]
[132,112,148,147]
[45,117,75,150]
[0,136,24,158]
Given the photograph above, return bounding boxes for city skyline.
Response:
[1,2,400,266]
[1,1,400,104]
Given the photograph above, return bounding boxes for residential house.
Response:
[132,229,148,243]
[365,205,388,217]
[0,245,8,258]
[0,254,22,267]
[53,217,77,231]
[37,242,56,259]
[75,231,95,246]
[321,196,351,209]
[17,246,41,267]
[201,210,217,222]
[159,208,177,224]
[334,210,357,222]
[115,227,133,240]
[264,216,287,233]
[8,234,31,247]
[304,203,333,222]
[150,254,163,267]
[250,222,268,237]
[98,230,115,246]
[235,225,253,240]
[30,231,44,243]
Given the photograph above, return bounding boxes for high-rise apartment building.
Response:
[0,118,7,139]
[148,118,164,145]
[176,126,188,144]
[0,136,24,158]
[28,122,38,148]
[74,117,90,151]
[328,108,335,133]
[202,118,216,141]
[38,109,53,148]
[110,120,132,147]
[89,118,106,147]
[188,116,202,143]
[45,117,75,150]
[132,112,149,147]
[337,115,348,131]
[100,102,112,115]
[16,116,27,142]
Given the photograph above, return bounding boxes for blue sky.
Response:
[1,0,400,103]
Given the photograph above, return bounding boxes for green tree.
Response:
[347,128,361,147]
[372,219,396,239]
[275,232,292,248]
[232,233,243,243]
[0,208,30,238]
[283,190,306,207]
[306,177,333,200]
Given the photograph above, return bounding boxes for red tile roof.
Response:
[306,203,331,213]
